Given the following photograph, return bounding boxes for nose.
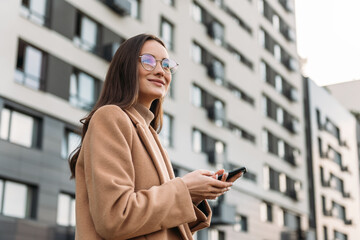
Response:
[153,60,165,76]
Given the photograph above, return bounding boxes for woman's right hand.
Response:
[181,170,233,205]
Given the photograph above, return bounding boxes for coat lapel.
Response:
[124,108,169,184]
[125,107,192,240]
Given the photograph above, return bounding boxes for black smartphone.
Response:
[217,167,247,181]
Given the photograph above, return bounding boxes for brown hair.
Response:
[69,34,166,178]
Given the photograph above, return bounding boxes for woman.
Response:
[69,34,238,240]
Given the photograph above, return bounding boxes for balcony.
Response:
[211,202,236,225]
[104,0,131,16]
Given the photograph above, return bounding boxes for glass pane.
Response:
[0,108,11,140]
[192,130,202,153]
[78,72,95,107]
[272,14,280,31]
[159,114,171,147]
[259,29,265,47]
[215,141,224,154]
[192,3,202,23]
[260,61,267,82]
[29,0,47,25]
[3,181,28,218]
[57,193,70,226]
[24,46,42,86]
[274,44,281,61]
[258,0,264,13]
[25,76,40,89]
[80,16,97,50]
[129,0,139,18]
[260,202,267,221]
[192,44,201,64]
[68,131,81,157]
[30,0,46,15]
[70,198,76,226]
[262,129,268,152]
[191,86,202,107]
[161,20,172,49]
[276,107,284,124]
[14,69,25,84]
[275,75,282,92]
[9,111,34,147]
[0,180,3,213]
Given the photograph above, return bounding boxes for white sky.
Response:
[295,0,360,86]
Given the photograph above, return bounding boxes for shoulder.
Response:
[90,105,134,131]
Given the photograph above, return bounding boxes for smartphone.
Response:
[217,167,247,181]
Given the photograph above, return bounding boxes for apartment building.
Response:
[0,0,308,239]
[304,77,360,240]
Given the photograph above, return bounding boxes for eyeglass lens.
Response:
[140,54,177,74]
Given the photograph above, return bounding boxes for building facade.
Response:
[0,0,308,239]
[304,77,360,240]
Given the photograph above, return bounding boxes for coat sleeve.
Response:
[188,201,212,233]
[82,106,197,239]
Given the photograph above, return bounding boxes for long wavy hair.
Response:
[69,34,166,178]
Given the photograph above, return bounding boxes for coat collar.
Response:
[124,107,172,183]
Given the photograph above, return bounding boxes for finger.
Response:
[210,178,233,188]
[215,169,225,176]
[221,172,228,182]
[199,169,215,176]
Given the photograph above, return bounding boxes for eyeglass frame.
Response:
[138,54,179,74]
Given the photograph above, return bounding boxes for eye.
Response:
[141,54,156,69]
[162,59,171,71]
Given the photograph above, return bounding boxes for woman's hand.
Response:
[181,170,233,205]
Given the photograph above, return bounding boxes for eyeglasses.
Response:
[139,54,179,74]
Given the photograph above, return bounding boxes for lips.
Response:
[148,79,165,86]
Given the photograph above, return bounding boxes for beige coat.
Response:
[75,104,212,240]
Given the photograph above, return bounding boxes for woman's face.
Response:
[137,40,172,108]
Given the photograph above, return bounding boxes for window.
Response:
[192,129,202,153]
[272,14,280,31]
[208,229,225,240]
[332,202,346,221]
[275,75,282,92]
[191,43,202,64]
[191,85,203,107]
[276,107,284,125]
[159,113,173,147]
[318,137,324,157]
[57,192,75,227]
[260,202,272,222]
[260,61,267,82]
[69,70,99,111]
[0,179,35,219]
[259,29,265,47]
[262,129,269,152]
[0,107,41,148]
[323,226,328,240]
[61,129,81,159]
[192,2,203,23]
[162,0,175,6]
[258,0,264,13]
[20,0,48,25]
[274,44,281,62]
[15,40,46,90]
[329,174,344,193]
[160,18,174,51]
[234,215,248,232]
[128,0,140,19]
[74,13,99,52]
[334,230,347,240]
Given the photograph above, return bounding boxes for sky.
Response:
[295,0,360,86]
